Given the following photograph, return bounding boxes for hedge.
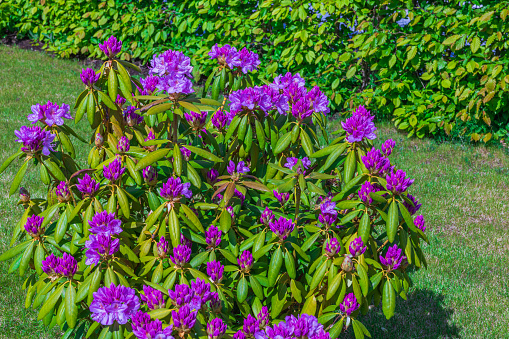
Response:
[1,0,509,142]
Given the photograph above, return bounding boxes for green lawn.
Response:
[1,44,508,338]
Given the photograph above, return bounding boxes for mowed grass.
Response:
[1,44,509,338]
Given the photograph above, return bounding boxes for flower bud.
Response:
[341,255,354,272]
[19,187,30,203]
[55,181,72,203]
[349,237,366,257]
[95,133,104,148]
[143,166,158,186]
[237,250,253,273]
[117,136,130,153]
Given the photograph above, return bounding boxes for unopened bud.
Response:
[341,255,354,272]
[19,187,30,203]
[95,133,104,148]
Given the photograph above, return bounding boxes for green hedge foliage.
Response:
[2,0,509,142]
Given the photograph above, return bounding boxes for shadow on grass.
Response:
[345,289,461,339]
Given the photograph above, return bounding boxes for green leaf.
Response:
[301,295,317,316]
[168,208,180,247]
[0,150,23,174]
[146,203,166,229]
[344,151,356,183]
[181,204,204,233]
[471,36,481,53]
[352,319,365,339]
[284,249,296,279]
[43,158,66,181]
[301,232,321,251]
[19,241,34,276]
[356,263,369,296]
[358,212,371,244]
[382,279,396,319]
[220,209,232,233]
[274,131,292,155]
[237,277,248,303]
[250,275,264,300]
[97,90,116,110]
[135,148,170,171]
[146,102,173,115]
[108,69,119,102]
[326,272,343,300]
[300,129,313,156]
[38,283,65,320]
[117,187,130,218]
[65,284,78,328]
[184,145,223,162]
[9,160,29,196]
[268,246,283,286]
[310,260,328,291]
[54,209,69,243]
[387,200,399,243]
[0,240,31,262]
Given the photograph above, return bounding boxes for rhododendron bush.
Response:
[0,37,429,339]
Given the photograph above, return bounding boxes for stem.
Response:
[294,184,301,223]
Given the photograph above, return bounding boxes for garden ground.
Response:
[0,44,508,338]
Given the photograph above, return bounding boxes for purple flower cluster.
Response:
[255,314,329,339]
[80,68,100,87]
[172,304,197,335]
[143,166,158,186]
[150,50,194,95]
[211,110,229,130]
[157,236,169,258]
[403,194,421,215]
[117,136,130,153]
[55,181,71,203]
[260,207,275,225]
[84,233,120,265]
[28,101,72,126]
[115,95,126,107]
[103,156,126,182]
[229,87,272,114]
[209,44,260,73]
[386,169,414,194]
[24,215,44,237]
[273,190,290,205]
[325,238,340,257]
[358,181,382,204]
[341,105,377,143]
[381,138,396,156]
[414,215,426,232]
[89,283,140,326]
[380,244,405,270]
[15,125,55,156]
[238,250,253,272]
[76,173,100,197]
[361,148,392,176]
[227,160,250,176]
[140,285,165,310]
[89,211,123,235]
[123,106,144,127]
[170,244,192,267]
[184,111,207,130]
[169,283,201,311]
[42,253,77,278]
[139,76,160,95]
[207,168,219,184]
[349,237,366,257]
[132,311,174,339]
[207,260,224,284]
[340,293,359,316]
[159,177,192,201]
[271,72,305,91]
[206,225,222,248]
[269,216,294,241]
[284,157,311,173]
[207,318,227,339]
[99,36,122,59]
[318,197,338,227]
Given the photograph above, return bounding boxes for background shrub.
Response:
[0,37,428,338]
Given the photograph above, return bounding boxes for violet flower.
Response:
[386,169,414,194]
[140,285,165,310]
[55,181,71,203]
[55,253,77,278]
[257,306,270,329]
[76,173,100,197]
[234,331,246,339]
[341,105,377,143]
[209,44,239,68]
[172,304,197,335]
[207,260,224,284]
[99,36,122,59]
[211,110,229,130]
[140,76,160,95]
[80,68,100,87]
[362,148,392,176]
[209,292,222,313]
[325,238,340,257]
[260,207,275,225]
[403,194,421,215]
[205,225,222,248]
[132,311,174,339]
[143,166,158,186]
[269,216,294,241]
[191,278,212,303]
[88,211,123,235]
[150,50,193,78]
[117,136,130,153]
[243,314,260,336]
[318,212,337,228]
[145,130,156,142]
[415,215,426,232]
[89,283,140,325]
[381,138,396,156]
[380,244,404,270]
[284,157,311,173]
[261,85,289,114]
[229,87,271,114]
[358,181,382,204]
[273,190,290,205]
[170,244,191,267]
[157,74,194,95]
[292,97,314,121]
[115,95,126,107]
[238,250,253,273]
[349,237,366,257]
[103,156,126,182]
[169,283,202,311]
[227,160,250,176]
[42,253,59,276]
[306,85,330,115]
[15,125,55,156]
[236,47,260,73]
[207,318,227,339]
[159,177,192,201]
[181,146,191,161]
[157,236,169,258]
[339,293,359,316]
[123,106,144,127]
[28,101,72,126]
[184,111,207,130]
[271,72,306,91]
[207,168,219,184]
[84,233,120,265]
[24,215,44,237]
